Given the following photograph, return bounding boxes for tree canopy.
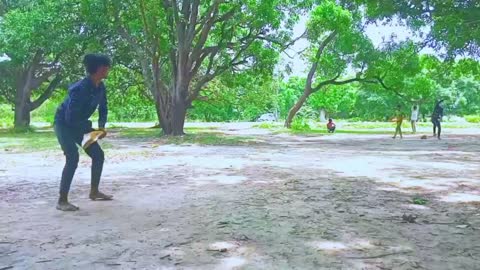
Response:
[0,0,479,131]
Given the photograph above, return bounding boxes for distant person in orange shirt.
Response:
[327,118,336,133]
[392,105,405,139]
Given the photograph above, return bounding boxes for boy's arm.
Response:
[65,86,84,126]
[98,88,108,129]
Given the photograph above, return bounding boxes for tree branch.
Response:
[312,73,381,93]
[190,2,221,62]
[29,74,62,111]
[306,31,338,91]
[374,76,409,100]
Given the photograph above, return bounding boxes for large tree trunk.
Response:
[154,99,172,135]
[153,85,189,136]
[14,100,30,129]
[12,51,60,130]
[171,99,187,135]
[285,91,311,128]
[155,100,187,136]
[13,71,33,130]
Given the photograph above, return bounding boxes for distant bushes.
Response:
[465,115,480,123]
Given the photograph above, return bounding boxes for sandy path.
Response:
[1,125,480,269]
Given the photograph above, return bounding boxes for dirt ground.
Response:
[1,123,480,270]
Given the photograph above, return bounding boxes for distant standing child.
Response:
[431,100,444,139]
[411,105,419,133]
[327,118,336,133]
[393,105,404,139]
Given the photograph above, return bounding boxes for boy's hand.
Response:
[98,128,107,139]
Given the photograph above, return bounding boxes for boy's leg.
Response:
[85,142,112,200]
[437,122,442,139]
[54,125,80,211]
[432,120,437,136]
[399,125,403,138]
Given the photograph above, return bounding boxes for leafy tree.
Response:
[308,84,357,119]
[284,1,379,127]
[189,72,277,121]
[92,0,301,135]
[350,0,480,57]
[0,0,90,129]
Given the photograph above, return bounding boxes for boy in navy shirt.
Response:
[54,54,112,211]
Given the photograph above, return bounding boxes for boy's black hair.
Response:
[83,54,111,74]
[328,118,333,122]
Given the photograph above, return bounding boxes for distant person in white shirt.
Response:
[411,105,419,133]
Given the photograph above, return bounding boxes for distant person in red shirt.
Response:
[327,118,336,133]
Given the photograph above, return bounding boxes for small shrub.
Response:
[465,115,480,123]
[0,104,14,128]
[254,122,276,129]
[291,118,311,131]
[412,197,428,205]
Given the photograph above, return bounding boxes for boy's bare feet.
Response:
[89,191,113,201]
[56,201,79,211]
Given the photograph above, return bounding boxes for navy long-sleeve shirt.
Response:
[55,77,108,131]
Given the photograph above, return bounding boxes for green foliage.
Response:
[0,104,13,127]
[118,127,254,145]
[291,118,311,131]
[308,1,353,39]
[465,115,480,123]
[30,94,62,124]
[278,77,304,118]
[254,122,277,129]
[105,67,157,122]
[189,74,278,122]
[0,128,58,151]
[355,0,480,57]
[412,197,428,205]
[1,0,480,128]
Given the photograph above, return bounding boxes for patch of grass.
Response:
[185,126,218,132]
[253,122,277,129]
[118,126,219,139]
[163,133,255,145]
[0,127,115,152]
[412,197,428,205]
[342,121,421,129]
[0,128,58,152]
[342,122,400,129]
[284,128,396,135]
[291,118,311,131]
[117,128,162,139]
[415,122,472,129]
[465,115,480,123]
[117,127,254,145]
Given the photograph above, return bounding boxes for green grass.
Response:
[117,126,218,139]
[286,128,396,135]
[163,133,255,145]
[0,128,59,152]
[117,127,255,146]
[0,127,115,152]
[412,197,428,205]
[253,122,279,129]
[0,126,247,152]
[117,128,162,139]
[322,121,477,130]
[342,122,403,129]
[465,115,480,123]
